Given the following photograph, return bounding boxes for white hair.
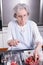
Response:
[13,3,29,18]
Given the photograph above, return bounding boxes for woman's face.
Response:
[16,9,28,26]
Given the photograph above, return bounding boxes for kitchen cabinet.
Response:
[0,31,3,48]
[2,27,8,48]
[38,26,43,37]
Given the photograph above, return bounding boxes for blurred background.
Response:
[0,0,2,31]
[0,0,1,19]
[0,0,43,27]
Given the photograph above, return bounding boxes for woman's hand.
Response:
[34,42,42,61]
[8,39,20,46]
[34,50,39,61]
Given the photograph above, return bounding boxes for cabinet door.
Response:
[38,26,43,37]
[2,27,8,48]
[0,32,3,48]
[2,32,8,48]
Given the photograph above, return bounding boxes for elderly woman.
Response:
[7,3,43,60]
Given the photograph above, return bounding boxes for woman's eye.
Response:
[18,14,27,18]
[18,15,22,17]
[24,15,26,16]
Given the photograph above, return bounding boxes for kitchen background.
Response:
[0,0,43,48]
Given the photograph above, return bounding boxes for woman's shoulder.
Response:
[8,20,17,26]
[27,20,38,31]
[28,20,37,25]
[28,20,37,27]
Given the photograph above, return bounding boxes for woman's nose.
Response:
[21,16,24,20]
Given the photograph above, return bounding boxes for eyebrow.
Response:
[18,14,27,17]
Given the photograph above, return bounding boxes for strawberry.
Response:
[11,61,18,65]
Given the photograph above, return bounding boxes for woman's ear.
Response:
[28,12,29,16]
[14,13,17,18]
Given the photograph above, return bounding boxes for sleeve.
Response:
[7,22,13,42]
[32,22,43,45]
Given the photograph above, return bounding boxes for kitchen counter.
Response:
[0,50,43,65]
[0,48,43,65]
[0,48,8,52]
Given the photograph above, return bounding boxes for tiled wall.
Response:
[0,26,43,48]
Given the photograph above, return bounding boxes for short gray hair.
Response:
[13,3,29,18]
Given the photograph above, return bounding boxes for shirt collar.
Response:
[16,21,28,32]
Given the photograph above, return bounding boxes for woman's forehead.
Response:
[17,9,27,15]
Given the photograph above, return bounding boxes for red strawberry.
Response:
[11,61,18,65]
